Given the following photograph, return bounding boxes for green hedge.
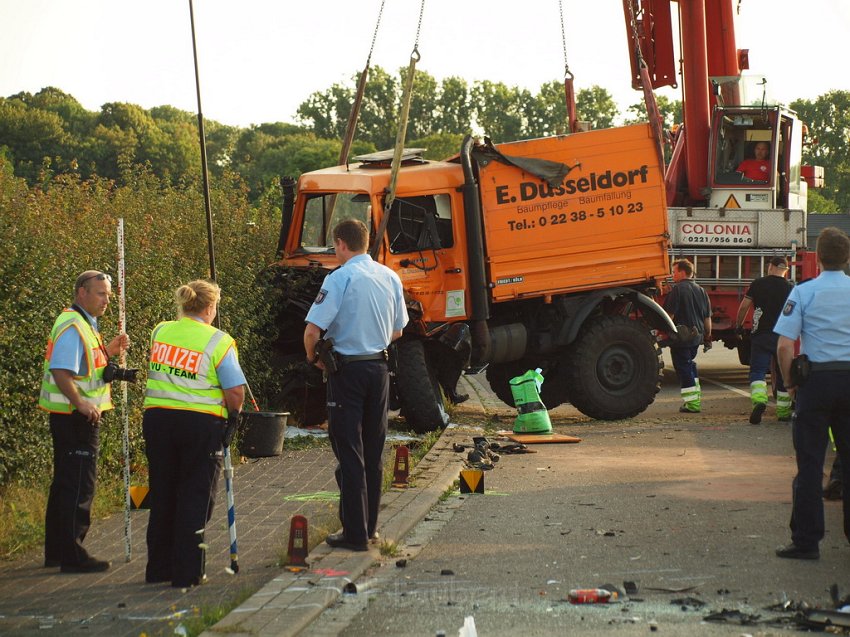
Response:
[0,159,286,486]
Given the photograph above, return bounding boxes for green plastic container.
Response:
[509,369,552,434]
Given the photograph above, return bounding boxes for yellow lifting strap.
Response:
[370,0,426,259]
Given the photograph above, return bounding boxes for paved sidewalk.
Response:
[0,377,489,637]
[0,446,340,636]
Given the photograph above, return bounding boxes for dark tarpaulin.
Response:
[471,137,580,188]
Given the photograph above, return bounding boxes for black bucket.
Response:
[239,411,289,458]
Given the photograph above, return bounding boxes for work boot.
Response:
[776,391,792,421]
[749,380,768,424]
[680,385,700,413]
[749,403,766,425]
[824,479,843,501]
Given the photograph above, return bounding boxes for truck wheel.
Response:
[268,357,327,426]
[485,361,569,409]
[395,339,450,433]
[565,315,662,420]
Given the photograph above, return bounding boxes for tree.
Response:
[433,76,472,135]
[624,94,682,129]
[470,80,528,142]
[525,80,569,138]
[791,91,850,212]
[576,85,619,130]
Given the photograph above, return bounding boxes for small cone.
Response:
[285,515,309,569]
[392,445,409,488]
[459,469,484,494]
[129,486,150,510]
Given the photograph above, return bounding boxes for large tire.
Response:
[395,339,450,433]
[485,360,569,409]
[564,315,663,420]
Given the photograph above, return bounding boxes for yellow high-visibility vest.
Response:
[38,309,113,414]
[143,317,237,418]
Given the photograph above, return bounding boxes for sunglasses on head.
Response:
[77,273,112,289]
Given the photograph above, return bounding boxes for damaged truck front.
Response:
[273,123,677,432]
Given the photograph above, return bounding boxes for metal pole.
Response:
[188,0,217,288]
[188,0,237,575]
[117,218,132,562]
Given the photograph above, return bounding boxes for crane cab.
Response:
[707,104,806,212]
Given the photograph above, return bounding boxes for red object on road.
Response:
[568,588,617,604]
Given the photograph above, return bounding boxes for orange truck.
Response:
[274,123,678,432]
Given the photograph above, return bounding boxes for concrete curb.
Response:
[200,423,475,636]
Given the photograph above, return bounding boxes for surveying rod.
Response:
[117,218,132,562]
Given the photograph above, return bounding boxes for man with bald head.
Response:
[39,270,129,573]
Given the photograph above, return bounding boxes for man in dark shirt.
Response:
[735,255,794,424]
[664,259,712,413]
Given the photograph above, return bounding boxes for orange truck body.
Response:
[278,124,678,430]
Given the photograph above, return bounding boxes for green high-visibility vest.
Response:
[143,317,237,418]
[38,309,114,414]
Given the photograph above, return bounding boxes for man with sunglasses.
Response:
[39,270,130,573]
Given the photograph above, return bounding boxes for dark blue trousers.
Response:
[748,332,786,391]
[45,412,99,566]
[327,360,389,544]
[790,370,850,549]
[670,345,699,388]
[143,408,223,586]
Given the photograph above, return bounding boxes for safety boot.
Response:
[749,380,768,424]
[776,391,792,421]
[680,385,700,413]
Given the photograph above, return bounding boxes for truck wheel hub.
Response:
[596,345,635,391]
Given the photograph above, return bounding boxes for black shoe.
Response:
[44,559,60,568]
[824,480,843,501]
[145,575,172,584]
[60,557,111,573]
[679,406,700,413]
[326,532,368,551]
[775,543,819,560]
[749,403,766,425]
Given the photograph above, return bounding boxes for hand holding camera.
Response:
[102,360,139,383]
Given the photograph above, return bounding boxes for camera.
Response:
[102,361,139,384]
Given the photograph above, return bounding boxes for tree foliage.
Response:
[1,82,846,212]
[791,90,850,212]
[0,158,283,486]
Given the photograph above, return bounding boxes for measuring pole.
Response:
[117,218,132,562]
[188,0,238,574]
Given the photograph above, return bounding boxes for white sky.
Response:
[1,0,847,129]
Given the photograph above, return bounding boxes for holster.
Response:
[316,338,340,374]
[790,354,811,387]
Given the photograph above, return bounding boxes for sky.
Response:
[1,0,848,129]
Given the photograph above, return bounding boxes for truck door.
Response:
[383,193,467,322]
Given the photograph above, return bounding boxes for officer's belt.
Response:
[338,351,387,364]
[809,361,850,372]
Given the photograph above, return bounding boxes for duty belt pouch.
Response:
[316,338,340,374]
[790,354,811,387]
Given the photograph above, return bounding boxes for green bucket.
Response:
[509,368,552,434]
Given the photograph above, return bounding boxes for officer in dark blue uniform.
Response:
[304,219,408,551]
[774,227,850,560]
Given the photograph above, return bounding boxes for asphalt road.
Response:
[301,346,848,636]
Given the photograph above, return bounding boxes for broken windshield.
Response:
[299,192,372,252]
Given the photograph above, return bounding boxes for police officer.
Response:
[39,270,129,573]
[774,227,850,560]
[142,280,245,586]
[735,255,794,424]
[663,259,712,413]
[304,219,408,551]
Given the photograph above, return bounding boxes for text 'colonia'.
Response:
[681,223,753,235]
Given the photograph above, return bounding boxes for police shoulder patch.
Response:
[314,289,328,305]
[782,300,796,316]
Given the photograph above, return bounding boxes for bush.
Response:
[0,157,286,487]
